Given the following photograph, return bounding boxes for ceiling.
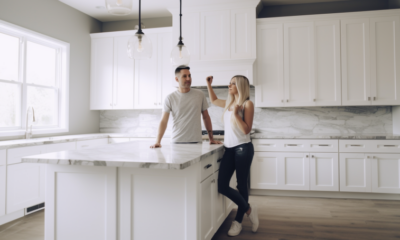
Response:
[59,0,353,22]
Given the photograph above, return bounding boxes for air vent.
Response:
[25,202,45,215]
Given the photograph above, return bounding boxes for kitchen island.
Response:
[22,140,234,240]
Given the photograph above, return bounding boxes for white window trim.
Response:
[0,19,70,137]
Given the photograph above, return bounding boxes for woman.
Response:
[206,75,258,236]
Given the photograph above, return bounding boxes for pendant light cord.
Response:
[179,0,183,45]
[137,0,143,34]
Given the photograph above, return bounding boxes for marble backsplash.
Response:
[100,89,392,136]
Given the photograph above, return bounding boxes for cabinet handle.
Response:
[367,156,370,158]
[287,144,298,146]
[211,179,216,183]
[368,97,371,101]
[313,99,316,102]
[286,99,289,102]
[204,164,212,169]
[372,156,375,159]
[281,100,284,103]
[318,145,329,147]
[311,155,314,158]
[217,159,222,163]
[373,97,376,101]
[384,145,397,147]
[350,145,362,147]
[306,155,309,158]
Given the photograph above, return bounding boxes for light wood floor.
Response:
[0,195,399,240]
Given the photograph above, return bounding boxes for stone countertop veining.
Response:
[21,140,224,170]
[250,133,400,140]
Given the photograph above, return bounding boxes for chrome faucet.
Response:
[25,106,35,139]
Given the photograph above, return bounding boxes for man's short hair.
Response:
[175,65,190,77]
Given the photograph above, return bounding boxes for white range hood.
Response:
[168,0,260,87]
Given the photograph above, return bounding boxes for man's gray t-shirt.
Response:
[164,89,209,143]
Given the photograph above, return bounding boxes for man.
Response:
[150,65,222,148]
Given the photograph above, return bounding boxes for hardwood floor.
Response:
[0,195,399,240]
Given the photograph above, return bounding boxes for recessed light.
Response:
[96,6,105,9]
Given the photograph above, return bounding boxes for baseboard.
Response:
[0,210,25,226]
[250,189,400,200]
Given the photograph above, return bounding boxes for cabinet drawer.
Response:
[340,140,400,153]
[0,165,5,217]
[76,138,108,150]
[7,145,43,165]
[200,157,214,183]
[0,150,5,166]
[253,139,338,152]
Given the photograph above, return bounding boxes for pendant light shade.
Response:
[171,0,190,66]
[105,0,132,16]
[127,0,152,59]
[171,43,190,65]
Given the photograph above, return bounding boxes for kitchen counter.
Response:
[250,133,400,140]
[22,140,224,170]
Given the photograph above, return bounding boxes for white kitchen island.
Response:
[22,140,235,240]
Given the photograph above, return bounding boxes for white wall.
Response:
[102,17,172,32]
[0,0,102,141]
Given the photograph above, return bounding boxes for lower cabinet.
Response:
[251,152,338,191]
[340,153,400,194]
[6,163,46,213]
[200,171,225,240]
[0,150,6,217]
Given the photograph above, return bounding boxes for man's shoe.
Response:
[248,205,259,232]
[227,221,242,236]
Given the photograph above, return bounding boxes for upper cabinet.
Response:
[256,20,341,107]
[90,28,174,110]
[256,9,400,108]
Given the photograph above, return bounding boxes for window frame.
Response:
[0,19,69,137]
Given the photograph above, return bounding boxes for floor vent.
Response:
[25,202,45,215]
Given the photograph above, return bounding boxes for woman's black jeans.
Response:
[217,142,254,223]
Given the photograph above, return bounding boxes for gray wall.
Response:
[102,17,172,32]
[0,0,102,140]
[100,89,392,137]
[258,0,391,18]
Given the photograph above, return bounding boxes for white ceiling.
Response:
[59,0,353,22]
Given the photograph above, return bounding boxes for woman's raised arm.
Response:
[206,76,226,108]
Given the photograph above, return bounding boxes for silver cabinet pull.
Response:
[287,144,298,146]
[367,156,370,158]
[368,97,371,101]
[204,164,212,169]
[217,159,222,163]
[312,155,314,158]
[319,145,329,147]
[373,97,376,101]
[286,99,289,102]
[306,155,309,158]
[384,145,396,147]
[372,156,375,159]
[350,145,362,147]
[281,100,284,103]
[313,99,316,102]
[211,179,216,183]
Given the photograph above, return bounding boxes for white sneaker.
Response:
[227,221,242,236]
[248,205,259,232]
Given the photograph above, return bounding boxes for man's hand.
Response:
[209,139,223,145]
[150,143,162,148]
[206,76,213,85]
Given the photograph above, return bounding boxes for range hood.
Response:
[168,0,260,88]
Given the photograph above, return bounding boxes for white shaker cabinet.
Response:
[256,20,341,107]
[309,153,339,191]
[370,16,400,105]
[339,153,371,193]
[231,8,256,59]
[0,150,6,217]
[200,175,215,240]
[371,154,400,194]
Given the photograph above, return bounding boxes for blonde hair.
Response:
[223,75,250,129]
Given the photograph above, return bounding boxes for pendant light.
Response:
[170,0,190,66]
[127,0,152,59]
[105,0,133,16]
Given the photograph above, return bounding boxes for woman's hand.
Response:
[233,104,242,115]
[206,76,213,85]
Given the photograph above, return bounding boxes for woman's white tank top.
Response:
[223,102,251,148]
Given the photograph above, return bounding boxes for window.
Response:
[0,20,69,137]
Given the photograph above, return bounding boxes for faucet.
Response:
[25,106,35,139]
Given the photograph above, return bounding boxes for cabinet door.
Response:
[370,16,400,105]
[284,22,315,107]
[279,152,310,190]
[341,19,371,106]
[314,20,341,106]
[255,24,284,107]
[157,32,175,108]
[225,170,236,216]
[200,10,230,60]
[213,172,225,229]
[113,36,134,109]
[371,154,400,194]
[339,153,371,192]
[0,150,5,217]
[230,8,256,59]
[251,152,281,189]
[200,175,214,240]
[310,153,339,191]
[134,33,159,109]
[7,163,45,213]
[90,37,114,110]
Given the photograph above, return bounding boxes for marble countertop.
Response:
[250,133,400,140]
[21,140,224,170]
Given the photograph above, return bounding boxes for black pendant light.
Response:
[127,0,152,59]
[170,0,190,66]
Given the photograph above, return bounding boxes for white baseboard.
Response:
[250,189,400,200]
[0,210,25,226]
